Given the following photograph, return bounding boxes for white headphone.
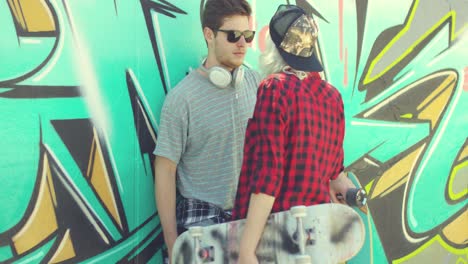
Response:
[200,62,244,89]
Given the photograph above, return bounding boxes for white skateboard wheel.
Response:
[295,254,311,264]
[290,205,307,217]
[188,226,203,237]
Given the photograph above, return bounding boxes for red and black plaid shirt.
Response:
[232,72,345,220]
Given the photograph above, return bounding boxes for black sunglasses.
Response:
[216,29,256,43]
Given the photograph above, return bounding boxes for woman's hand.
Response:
[330,172,356,204]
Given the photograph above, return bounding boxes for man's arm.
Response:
[238,193,275,263]
[154,156,178,261]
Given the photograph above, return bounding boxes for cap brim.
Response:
[278,49,323,72]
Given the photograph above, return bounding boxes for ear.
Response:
[203,27,215,43]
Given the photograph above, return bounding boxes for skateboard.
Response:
[171,202,365,264]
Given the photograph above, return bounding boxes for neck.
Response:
[204,55,233,72]
[282,66,308,80]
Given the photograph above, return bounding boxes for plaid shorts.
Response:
[176,197,232,228]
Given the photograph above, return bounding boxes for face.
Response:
[205,15,252,70]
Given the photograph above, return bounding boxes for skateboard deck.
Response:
[172,203,365,264]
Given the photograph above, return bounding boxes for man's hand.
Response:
[165,233,177,264]
[330,172,356,204]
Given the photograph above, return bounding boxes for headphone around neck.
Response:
[200,61,244,89]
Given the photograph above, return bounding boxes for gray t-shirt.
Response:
[154,67,260,209]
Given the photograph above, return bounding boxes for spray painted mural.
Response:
[0,0,466,263]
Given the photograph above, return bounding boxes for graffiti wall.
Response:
[0,0,466,263]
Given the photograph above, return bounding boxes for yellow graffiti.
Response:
[12,155,58,254]
[371,145,425,199]
[49,229,76,263]
[87,128,123,230]
[448,160,468,201]
[393,235,468,264]
[417,73,455,112]
[442,209,468,246]
[7,0,56,33]
[400,113,413,119]
[365,179,375,195]
[363,0,466,85]
[458,145,468,162]
[417,73,456,129]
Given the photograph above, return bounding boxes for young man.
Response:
[153,0,260,261]
[231,5,356,263]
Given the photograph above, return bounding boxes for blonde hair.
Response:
[259,32,308,80]
[259,32,288,77]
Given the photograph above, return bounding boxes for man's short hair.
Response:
[202,0,252,31]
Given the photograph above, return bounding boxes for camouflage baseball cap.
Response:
[269,5,323,72]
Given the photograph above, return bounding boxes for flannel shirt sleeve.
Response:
[247,79,286,197]
[330,92,345,180]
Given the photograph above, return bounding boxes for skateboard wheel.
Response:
[346,188,368,207]
[198,247,213,260]
[295,254,311,264]
[291,205,307,217]
[188,226,203,237]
